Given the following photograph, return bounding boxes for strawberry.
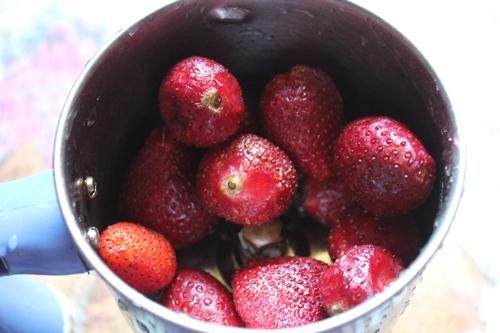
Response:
[119,127,220,248]
[319,244,404,316]
[162,268,244,327]
[232,256,328,329]
[158,56,245,147]
[301,175,357,228]
[234,104,259,137]
[327,208,422,266]
[259,64,344,180]
[332,116,436,216]
[196,134,298,226]
[98,222,176,294]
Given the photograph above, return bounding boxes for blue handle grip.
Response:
[0,170,87,275]
[0,275,73,333]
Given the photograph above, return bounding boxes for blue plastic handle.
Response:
[0,275,73,333]
[0,170,87,275]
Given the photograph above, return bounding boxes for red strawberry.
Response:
[232,256,328,329]
[234,104,259,137]
[162,268,244,327]
[327,208,422,266]
[319,244,404,316]
[159,56,245,147]
[119,127,220,248]
[332,116,436,216]
[301,175,357,228]
[260,64,344,180]
[196,134,298,226]
[98,222,176,294]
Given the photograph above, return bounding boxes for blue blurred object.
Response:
[0,275,71,333]
[0,170,87,276]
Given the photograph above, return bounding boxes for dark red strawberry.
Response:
[196,134,298,226]
[232,256,328,329]
[159,56,245,147]
[319,244,404,316]
[162,268,244,327]
[98,222,177,294]
[333,116,436,216]
[301,175,357,228]
[119,127,220,248]
[234,104,259,137]
[260,64,344,180]
[327,208,422,266]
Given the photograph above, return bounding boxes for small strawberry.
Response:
[260,64,344,180]
[98,222,177,294]
[119,127,220,248]
[159,56,245,147]
[162,268,244,327]
[319,244,404,316]
[332,116,436,216]
[197,134,298,226]
[232,256,328,329]
[301,175,357,228]
[327,208,422,266]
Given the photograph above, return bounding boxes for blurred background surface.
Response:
[0,0,498,332]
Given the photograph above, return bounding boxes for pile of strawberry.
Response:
[97,56,436,329]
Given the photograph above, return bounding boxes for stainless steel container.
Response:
[2,0,465,332]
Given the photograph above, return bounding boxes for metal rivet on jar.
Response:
[73,176,98,201]
[87,227,100,249]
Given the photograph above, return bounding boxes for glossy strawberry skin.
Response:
[328,208,422,266]
[159,56,245,147]
[197,134,298,226]
[301,175,357,228]
[119,127,220,248]
[162,268,244,327]
[260,64,344,180]
[333,116,436,216]
[232,256,328,329]
[319,245,404,316]
[98,222,177,294]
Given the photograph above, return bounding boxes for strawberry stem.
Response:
[200,89,224,113]
[221,174,243,196]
